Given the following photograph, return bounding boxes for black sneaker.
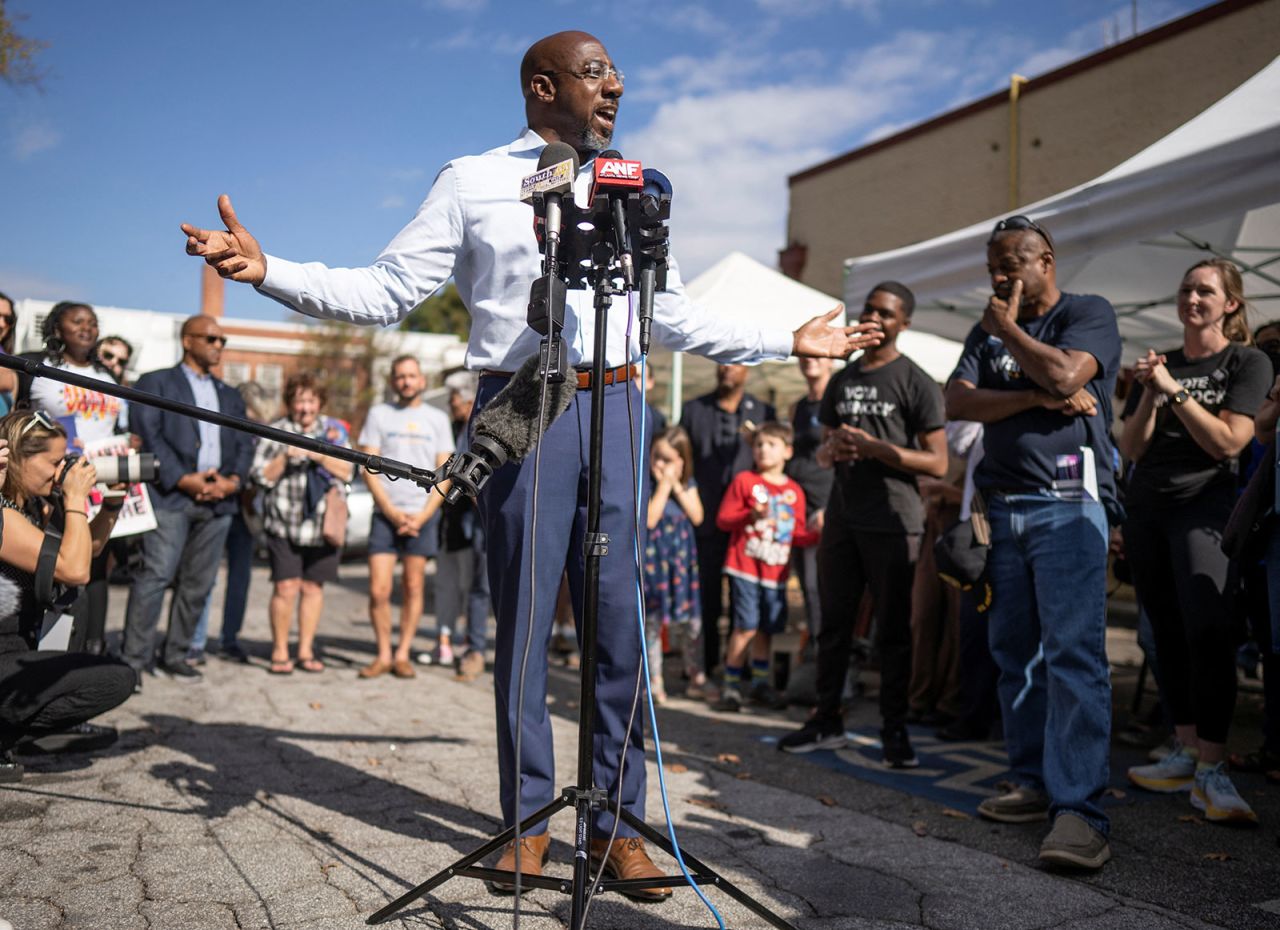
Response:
[712,685,743,713]
[778,718,847,754]
[749,680,786,710]
[155,660,203,683]
[184,649,207,667]
[218,642,251,664]
[880,725,918,768]
[24,721,118,755]
[0,749,23,784]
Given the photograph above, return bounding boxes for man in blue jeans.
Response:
[945,216,1120,870]
[121,316,254,686]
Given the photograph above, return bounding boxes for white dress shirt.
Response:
[258,128,795,371]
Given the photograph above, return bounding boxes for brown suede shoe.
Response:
[455,649,485,682]
[589,836,672,901]
[487,833,551,895]
[391,659,416,679]
[358,659,392,679]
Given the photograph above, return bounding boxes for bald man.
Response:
[122,316,254,685]
[181,30,881,898]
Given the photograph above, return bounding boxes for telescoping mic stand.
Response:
[0,356,441,495]
[368,158,800,930]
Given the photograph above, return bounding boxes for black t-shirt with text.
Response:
[819,354,945,534]
[950,293,1121,511]
[1122,342,1271,510]
[786,394,834,518]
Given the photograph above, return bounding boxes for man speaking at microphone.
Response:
[181,30,879,899]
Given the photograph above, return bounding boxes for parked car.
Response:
[342,470,374,559]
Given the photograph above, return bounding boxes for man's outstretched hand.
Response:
[792,307,883,359]
[181,194,267,286]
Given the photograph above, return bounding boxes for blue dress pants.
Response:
[476,374,649,837]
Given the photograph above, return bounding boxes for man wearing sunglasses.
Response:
[945,216,1121,871]
[121,315,254,685]
[181,30,882,897]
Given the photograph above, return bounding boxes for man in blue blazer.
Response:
[121,315,255,685]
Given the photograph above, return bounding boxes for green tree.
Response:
[400,282,469,341]
[1,2,46,88]
[296,320,396,435]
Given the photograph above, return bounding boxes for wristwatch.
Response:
[1170,389,1190,406]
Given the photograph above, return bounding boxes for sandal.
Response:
[268,659,295,675]
[297,657,326,674]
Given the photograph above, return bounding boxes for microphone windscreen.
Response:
[471,356,576,464]
[539,141,579,175]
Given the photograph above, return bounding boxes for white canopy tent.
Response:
[843,56,1280,363]
[675,251,965,413]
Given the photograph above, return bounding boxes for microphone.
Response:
[521,141,578,268]
[590,149,643,288]
[441,355,577,503]
[637,168,673,354]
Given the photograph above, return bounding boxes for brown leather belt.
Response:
[479,363,638,391]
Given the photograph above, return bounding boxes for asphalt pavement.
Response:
[0,560,1276,930]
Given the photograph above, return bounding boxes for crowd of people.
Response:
[654,223,1277,875]
[0,27,1273,901]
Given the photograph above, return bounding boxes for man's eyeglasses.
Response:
[542,60,624,84]
[20,410,56,436]
[191,333,228,347]
[989,215,1054,253]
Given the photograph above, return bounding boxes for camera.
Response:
[64,452,159,485]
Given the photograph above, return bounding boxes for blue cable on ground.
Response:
[632,355,727,930]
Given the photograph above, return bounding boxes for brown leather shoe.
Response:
[589,836,672,901]
[487,833,551,895]
[455,649,485,681]
[391,659,416,679]
[358,659,392,679]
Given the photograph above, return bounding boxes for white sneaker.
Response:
[1191,763,1258,824]
[1128,741,1198,793]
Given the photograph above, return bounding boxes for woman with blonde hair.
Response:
[1119,259,1271,823]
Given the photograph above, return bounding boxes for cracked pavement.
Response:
[0,563,1276,929]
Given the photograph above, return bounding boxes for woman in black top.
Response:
[1118,259,1270,824]
[0,411,134,782]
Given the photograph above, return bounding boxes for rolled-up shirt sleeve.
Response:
[257,166,465,327]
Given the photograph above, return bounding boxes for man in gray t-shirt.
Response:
[356,355,455,679]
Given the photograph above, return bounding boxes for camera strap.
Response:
[34,496,67,608]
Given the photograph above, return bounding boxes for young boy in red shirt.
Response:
[714,423,818,711]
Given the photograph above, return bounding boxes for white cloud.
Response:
[12,123,61,160]
[619,28,1000,279]
[0,267,84,302]
[380,195,406,210]
[754,0,880,19]
[432,28,530,56]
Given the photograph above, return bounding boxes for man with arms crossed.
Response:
[946,216,1120,870]
[357,355,454,680]
[180,29,879,898]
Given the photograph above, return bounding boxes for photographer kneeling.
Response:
[0,411,135,783]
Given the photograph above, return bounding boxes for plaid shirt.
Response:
[251,416,351,547]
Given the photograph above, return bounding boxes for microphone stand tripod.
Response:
[367,207,799,930]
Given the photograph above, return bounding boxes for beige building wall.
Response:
[785,0,1280,299]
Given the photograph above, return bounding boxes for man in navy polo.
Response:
[945,216,1120,871]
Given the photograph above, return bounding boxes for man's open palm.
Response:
[181,194,267,286]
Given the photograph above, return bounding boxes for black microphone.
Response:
[590,149,643,288]
[441,355,577,503]
[637,168,673,354]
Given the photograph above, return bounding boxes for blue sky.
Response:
[1,0,1207,322]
